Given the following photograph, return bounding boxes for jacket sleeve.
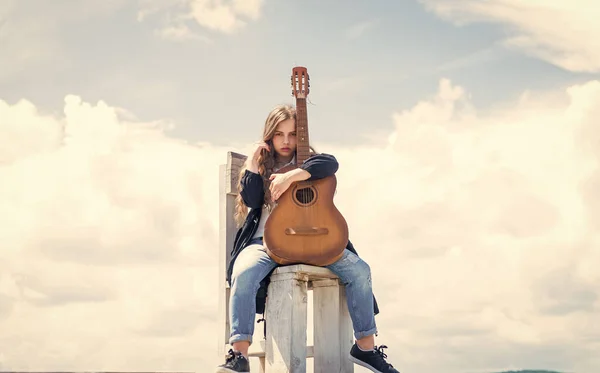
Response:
[239,170,264,208]
[299,153,339,181]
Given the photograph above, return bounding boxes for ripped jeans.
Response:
[228,237,378,345]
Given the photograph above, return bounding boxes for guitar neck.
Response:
[296,97,310,165]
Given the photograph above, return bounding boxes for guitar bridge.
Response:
[284,227,329,236]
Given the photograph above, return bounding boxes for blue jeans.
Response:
[229,237,378,344]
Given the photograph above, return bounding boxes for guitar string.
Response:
[297,73,315,253]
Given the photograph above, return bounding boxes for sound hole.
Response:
[295,187,315,205]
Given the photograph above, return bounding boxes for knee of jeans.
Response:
[231,267,260,292]
[347,259,371,285]
[356,259,371,277]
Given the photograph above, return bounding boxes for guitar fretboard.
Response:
[296,98,310,165]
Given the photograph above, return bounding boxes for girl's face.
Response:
[272,118,297,160]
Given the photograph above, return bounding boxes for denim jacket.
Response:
[227,153,379,315]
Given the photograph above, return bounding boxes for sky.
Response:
[1,0,599,372]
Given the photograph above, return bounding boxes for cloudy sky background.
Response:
[1,1,599,372]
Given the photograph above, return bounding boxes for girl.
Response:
[217,104,399,373]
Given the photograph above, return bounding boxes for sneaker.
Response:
[349,343,400,373]
[216,349,250,373]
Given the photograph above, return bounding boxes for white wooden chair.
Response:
[218,151,354,373]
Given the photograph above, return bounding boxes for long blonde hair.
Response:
[234,104,296,227]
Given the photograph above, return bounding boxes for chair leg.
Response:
[312,279,354,373]
[265,272,308,372]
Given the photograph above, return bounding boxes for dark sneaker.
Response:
[216,349,250,373]
[349,343,400,373]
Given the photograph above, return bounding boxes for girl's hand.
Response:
[269,173,292,202]
[252,141,270,161]
[247,141,270,173]
[269,169,311,201]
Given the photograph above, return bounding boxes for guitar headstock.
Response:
[291,66,310,98]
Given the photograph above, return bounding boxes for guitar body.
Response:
[264,66,349,266]
[264,165,349,266]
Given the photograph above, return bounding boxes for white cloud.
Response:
[1,77,599,372]
[156,23,213,42]
[420,0,600,73]
[0,95,235,371]
[323,78,600,373]
[139,0,265,36]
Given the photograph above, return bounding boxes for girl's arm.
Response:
[239,142,270,208]
[239,170,264,209]
[299,153,339,180]
[276,153,339,184]
[268,154,340,202]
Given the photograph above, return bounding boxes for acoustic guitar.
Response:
[264,66,349,266]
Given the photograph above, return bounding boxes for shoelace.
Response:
[225,349,238,363]
[374,345,393,368]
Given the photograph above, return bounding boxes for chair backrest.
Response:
[218,151,247,358]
